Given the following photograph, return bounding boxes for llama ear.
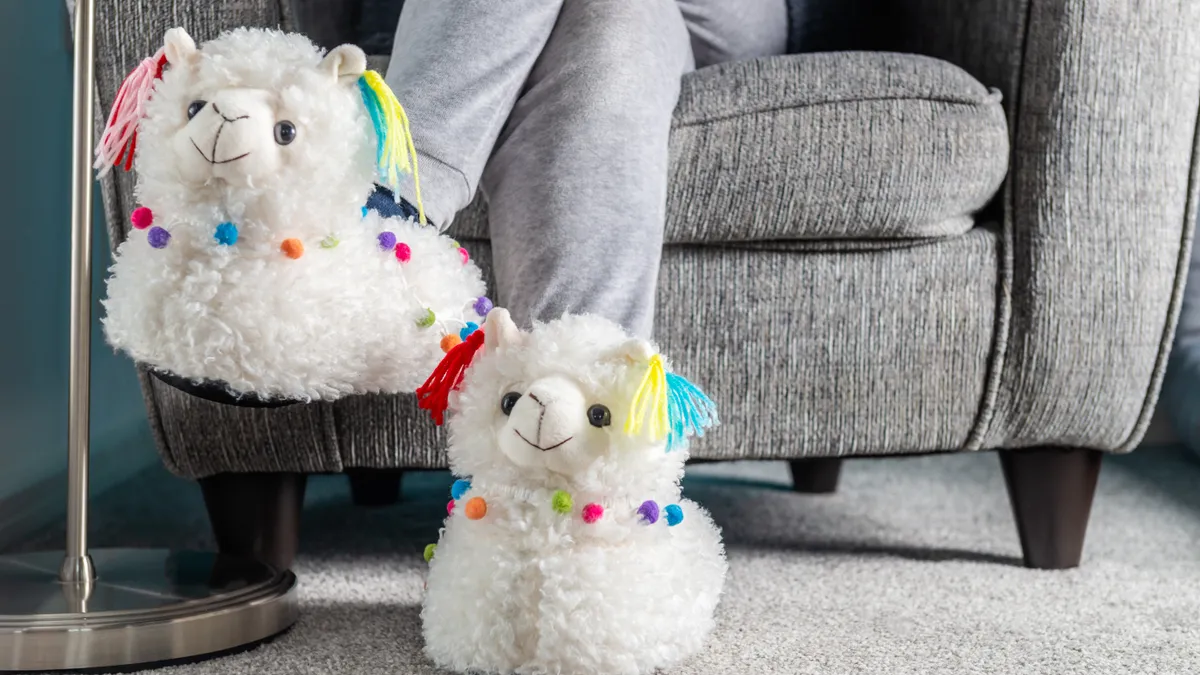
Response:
[484,308,522,350]
[320,44,367,84]
[163,27,197,67]
[612,338,656,365]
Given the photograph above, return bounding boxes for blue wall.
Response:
[0,2,156,527]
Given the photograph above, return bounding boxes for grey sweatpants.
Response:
[386,0,789,338]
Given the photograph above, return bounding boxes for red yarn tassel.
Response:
[417,329,486,425]
[95,50,168,175]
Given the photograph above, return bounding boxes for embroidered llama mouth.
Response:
[189,137,250,165]
[514,429,572,452]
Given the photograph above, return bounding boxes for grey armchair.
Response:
[92,0,1200,571]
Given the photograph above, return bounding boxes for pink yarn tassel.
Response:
[94,48,168,176]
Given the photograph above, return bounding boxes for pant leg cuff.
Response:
[394,150,473,230]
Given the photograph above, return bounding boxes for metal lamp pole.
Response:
[60,0,97,593]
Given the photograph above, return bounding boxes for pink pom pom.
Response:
[447,499,456,515]
[582,503,604,524]
[130,207,153,230]
[458,247,470,264]
[395,242,412,263]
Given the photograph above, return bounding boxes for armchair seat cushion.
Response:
[442,51,1010,244]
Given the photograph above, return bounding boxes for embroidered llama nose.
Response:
[510,376,586,452]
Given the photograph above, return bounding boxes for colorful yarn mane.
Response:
[94,47,168,174]
[417,329,487,425]
[418,335,716,449]
[358,70,425,225]
[626,355,719,451]
[417,325,716,451]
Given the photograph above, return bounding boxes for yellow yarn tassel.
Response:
[360,70,426,225]
[626,355,669,441]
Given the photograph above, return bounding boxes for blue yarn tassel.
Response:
[357,78,388,173]
[664,372,718,452]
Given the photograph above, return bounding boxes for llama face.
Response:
[446,311,685,491]
[495,372,618,476]
[172,87,288,186]
[134,28,374,214]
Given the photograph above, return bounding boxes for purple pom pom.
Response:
[378,231,397,250]
[147,226,171,249]
[637,500,659,524]
[473,296,494,317]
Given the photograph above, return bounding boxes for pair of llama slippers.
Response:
[98,26,727,675]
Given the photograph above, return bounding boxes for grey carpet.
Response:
[13,447,1200,674]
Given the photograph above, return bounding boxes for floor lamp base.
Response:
[0,548,298,672]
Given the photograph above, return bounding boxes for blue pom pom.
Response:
[664,504,684,527]
[214,222,238,246]
[361,206,369,218]
[460,322,480,341]
[450,478,472,501]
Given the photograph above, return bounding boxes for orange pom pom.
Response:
[464,497,487,520]
[281,238,304,259]
[440,334,462,353]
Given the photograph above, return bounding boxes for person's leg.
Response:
[675,0,790,68]
[483,0,694,338]
[384,0,565,227]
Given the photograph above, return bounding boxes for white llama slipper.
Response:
[96,27,487,402]
[417,308,728,675]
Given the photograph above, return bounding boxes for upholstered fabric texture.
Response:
[448,51,1010,243]
[89,0,1200,479]
[147,231,999,474]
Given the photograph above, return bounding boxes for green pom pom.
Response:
[551,490,573,514]
[319,234,340,249]
[416,308,436,328]
[423,543,437,562]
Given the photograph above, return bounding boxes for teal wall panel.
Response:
[0,1,156,525]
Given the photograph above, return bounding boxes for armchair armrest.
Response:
[975,1,1200,451]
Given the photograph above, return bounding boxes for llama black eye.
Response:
[274,121,297,145]
[186,100,206,120]
[587,405,611,428]
[500,392,521,416]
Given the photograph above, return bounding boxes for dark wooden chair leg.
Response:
[999,448,1102,570]
[347,468,405,507]
[199,472,307,572]
[788,457,843,494]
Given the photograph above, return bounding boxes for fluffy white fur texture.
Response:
[101,27,485,400]
[422,310,727,675]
